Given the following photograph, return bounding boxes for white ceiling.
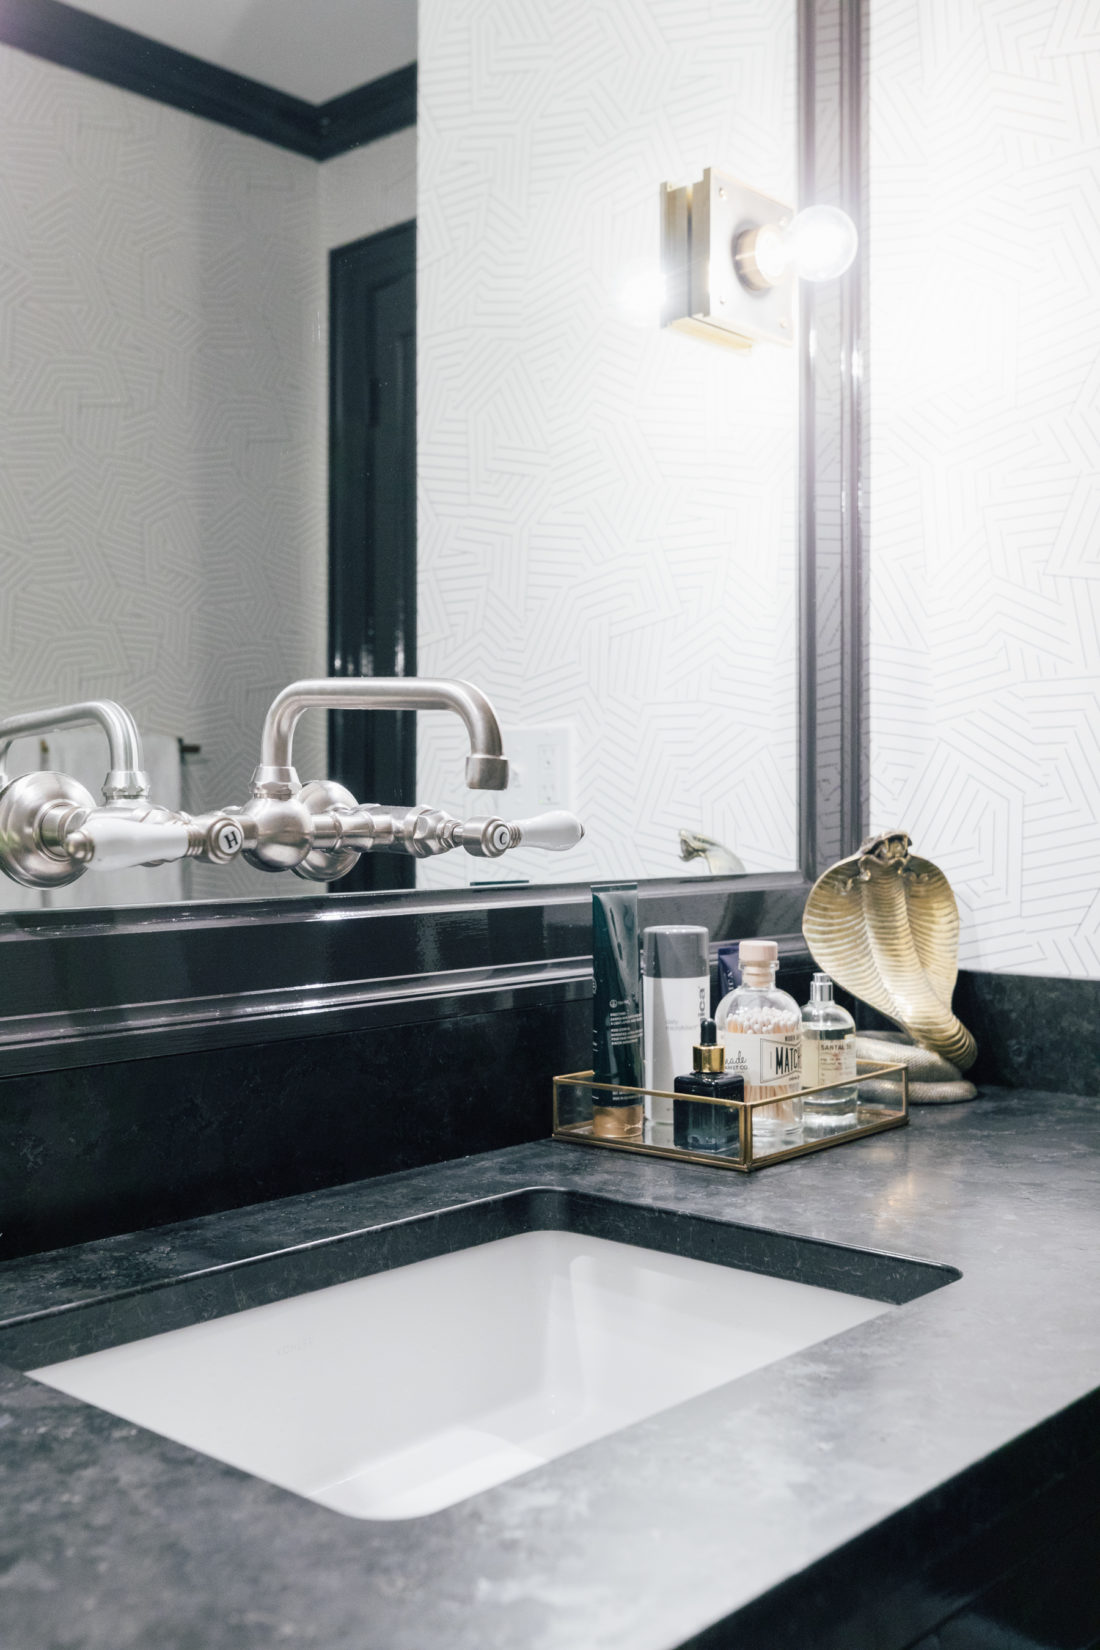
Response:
[62,0,417,104]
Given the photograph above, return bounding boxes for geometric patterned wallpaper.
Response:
[321,128,416,254]
[868,0,1100,977]
[0,46,415,909]
[416,0,801,888]
[0,42,321,904]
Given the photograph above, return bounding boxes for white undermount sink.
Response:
[31,1229,889,1520]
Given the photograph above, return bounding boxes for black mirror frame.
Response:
[0,0,866,1079]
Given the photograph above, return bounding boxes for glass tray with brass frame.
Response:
[552,1059,908,1172]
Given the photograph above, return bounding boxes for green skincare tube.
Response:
[591,882,644,1138]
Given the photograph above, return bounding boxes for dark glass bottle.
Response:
[673,1019,745,1155]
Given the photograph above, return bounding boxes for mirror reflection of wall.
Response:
[0,5,415,909]
[0,0,800,913]
[415,0,800,889]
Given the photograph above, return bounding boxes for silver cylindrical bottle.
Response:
[642,925,709,1140]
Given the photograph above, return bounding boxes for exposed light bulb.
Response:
[785,205,858,282]
[733,204,858,293]
[749,223,787,285]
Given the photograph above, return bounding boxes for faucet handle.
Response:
[454,809,584,857]
[63,807,194,872]
[62,806,246,872]
[508,810,585,851]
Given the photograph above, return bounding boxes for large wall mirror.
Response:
[414,0,800,891]
[0,0,861,923]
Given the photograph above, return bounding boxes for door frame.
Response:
[328,219,418,890]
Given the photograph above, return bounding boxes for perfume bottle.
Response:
[801,973,857,1134]
[673,1019,744,1155]
[714,940,803,1152]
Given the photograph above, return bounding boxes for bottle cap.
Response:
[738,939,778,965]
[810,972,835,1003]
[693,1016,724,1073]
[642,925,708,978]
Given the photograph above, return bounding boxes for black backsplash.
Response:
[835,968,1100,1097]
[0,949,819,1263]
[0,953,1091,1266]
[0,997,590,1263]
[954,970,1100,1096]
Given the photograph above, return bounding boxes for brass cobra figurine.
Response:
[802,830,977,1072]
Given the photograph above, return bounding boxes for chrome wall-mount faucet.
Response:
[0,700,244,888]
[0,679,584,889]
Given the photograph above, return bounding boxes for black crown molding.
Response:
[313,66,416,160]
[0,0,415,159]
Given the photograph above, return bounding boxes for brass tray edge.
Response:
[550,1110,907,1173]
[551,1063,909,1172]
[553,1060,907,1107]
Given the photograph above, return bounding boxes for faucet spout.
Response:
[254,678,509,793]
[0,700,148,800]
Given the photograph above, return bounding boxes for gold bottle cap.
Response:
[692,1017,724,1073]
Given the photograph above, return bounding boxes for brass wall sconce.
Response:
[660,165,858,349]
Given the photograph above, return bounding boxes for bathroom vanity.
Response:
[0,0,1097,1644]
[0,1088,1096,1650]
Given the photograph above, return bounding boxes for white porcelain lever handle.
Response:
[64,810,192,872]
[452,809,584,858]
[511,810,585,851]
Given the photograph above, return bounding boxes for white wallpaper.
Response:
[415,0,800,889]
[868,0,1100,977]
[0,43,324,903]
[321,127,416,251]
[0,49,414,908]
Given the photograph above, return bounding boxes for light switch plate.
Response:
[467,725,575,886]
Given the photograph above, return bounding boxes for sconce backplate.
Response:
[661,167,795,349]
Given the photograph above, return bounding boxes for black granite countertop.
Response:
[0,1088,1098,1650]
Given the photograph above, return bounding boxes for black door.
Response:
[328,219,416,892]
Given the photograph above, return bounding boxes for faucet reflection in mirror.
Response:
[0,679,584,890]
